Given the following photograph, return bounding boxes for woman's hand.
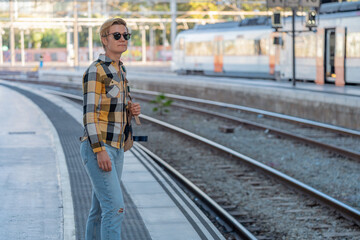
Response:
[97,150,112,172]
[129,101,141,116]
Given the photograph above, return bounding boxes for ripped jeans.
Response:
[80,139,125,240]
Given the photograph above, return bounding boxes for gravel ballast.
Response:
[136,100,360,211]
[134,118,360,239]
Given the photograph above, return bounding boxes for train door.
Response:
[316,28,325,85]
[324,28,336,83]
[334,27,346,86]
[214,36,223,73]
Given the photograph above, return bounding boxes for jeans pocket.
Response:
[80,140,90,165]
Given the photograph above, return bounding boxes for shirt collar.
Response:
[98,54,113,64]
[98,54,123,66]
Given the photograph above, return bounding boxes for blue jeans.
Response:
[80,139,125,240]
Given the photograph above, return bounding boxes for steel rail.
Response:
[132,143,257,240]
[132,94,360,162]
[44,88,360,227]
[131,89,360,138]
[13,79,360,160]
[42,88,257,240]
[136,114,360,227]
[173,102,360,161]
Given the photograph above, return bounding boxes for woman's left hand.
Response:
[129,101,141,116]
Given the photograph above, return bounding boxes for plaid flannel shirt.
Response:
[81,54,128,153]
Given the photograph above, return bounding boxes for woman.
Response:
[80,18,141,240]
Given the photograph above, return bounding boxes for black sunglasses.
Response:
[107,32,131,41]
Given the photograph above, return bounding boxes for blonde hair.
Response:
[99,18,128,50]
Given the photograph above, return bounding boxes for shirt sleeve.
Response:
[83,64,106,153]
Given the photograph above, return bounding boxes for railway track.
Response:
[10,74,358,161]
[9,76,359,161]
[42,88,360,239]
[130,89,359,138]
[132,143,256,240]
[4,79,360,238]
[137,115,360,224]
[39,87,258,239]
[4,77,360,145]
[130,89,360,161]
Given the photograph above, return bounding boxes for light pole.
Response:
[170,0,177,53]
[291,7,296,86]
[73,0,79,67]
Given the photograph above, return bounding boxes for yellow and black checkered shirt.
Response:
[81,54,128,153]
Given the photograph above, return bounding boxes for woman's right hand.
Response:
[97,150,112,172]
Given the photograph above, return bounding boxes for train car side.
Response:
[172,25,274,79]
[172,2,360,85]
[280,10,360,84]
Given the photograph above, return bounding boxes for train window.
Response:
[224,40,236,55]
[179,38,185,50]
[260,38,269,55]
[237,39,255,55]
[185,42,195,55]
[176,38,185,50]
[185,41,213,56]
[346,32,360,58]
[203,42,213,56]
[273,37,283,46]
[224,39,256,56]
[255,40,261,55]
[295,34,316,58]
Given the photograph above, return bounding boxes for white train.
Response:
[172,2,360,85]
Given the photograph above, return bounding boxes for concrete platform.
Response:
[0,80,225,240]
[0,84,67,239]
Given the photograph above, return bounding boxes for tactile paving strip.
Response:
[2,83,152,240]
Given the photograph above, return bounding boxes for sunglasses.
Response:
[107,32,131,41]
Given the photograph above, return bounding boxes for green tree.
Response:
[31,31,43,48]
[0,1,270,50]
[40,30,66,48]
